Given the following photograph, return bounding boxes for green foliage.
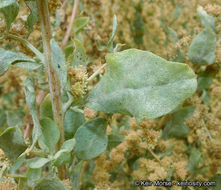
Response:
[40,94,53,119]
[211,174,221,190]
[33,175,68,190]
[38,117,60,154]
[0,48,36,76]
[26,168,42,186]
[197,6,216,30]
[64,108,85,139]
[0,0,19,31]
[27,157,50,169]
[6,109,24,128]
[74,118,108,160]
[0,127,27,161]
[188,27,216,65]
[107,15,118,52]
[24,0,38,32]
[87,49,197,122]
[53,138,75,166]
[162,106,195,139]
[50,39,67,91]
[197,69,216,90]
[73,17,89,34]
[24,77,42,146]
[73,39,87,66]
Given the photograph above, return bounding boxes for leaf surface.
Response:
[188,27,216,65]
[0,127,27,161]
[87,49,197,122]
[74,118,108,160]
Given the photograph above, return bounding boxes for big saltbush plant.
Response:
[0,0,199,189]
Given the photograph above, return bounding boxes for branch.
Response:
[61,0,79,49]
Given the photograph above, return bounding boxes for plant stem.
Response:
[61,0,79,49]
[36,0,65,179]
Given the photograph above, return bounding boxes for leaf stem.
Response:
[61,0,79,49]
[87,64,106,82]
[36,0,65,179]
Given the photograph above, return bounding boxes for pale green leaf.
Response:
[33,176,68,190]
[162,106,195,139]
[0,0,19,31]
[197,6,216,30]
[87,49,197,122]
[50,39,67,90]
[64,108,85,139]
[73,39,87,66]
[73,17,89,34]
[107,14,117,52]
[40,94,53,119]
[70,161,83,190]
[74,118,108,160]
[188,27,216,65]
[38,117,60,154]
[0,127,27,162]
[187,148,203,172]
[26,168,42,186]
[0,48,35,76]
[61,138,76,152]
[6,110,24,127]
[53,149,71,167]
[24,0,38,32]
[14,61,41,70]
[24,77,42,146]
[27,157,50,169]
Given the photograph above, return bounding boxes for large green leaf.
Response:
[33,176,68,190]
[50,39,67,91]
[38,117,60,154]
[197,6,215,30]
[0,127,27,161]
[188,27,216,65]
[0,0,19,31]
[64,108,85,139]
[87,49,197,122]
[0,48,35,76]
[162,106,195,139]
[74,118,108,160]
[26,168,42,186]
[24,77,42,146]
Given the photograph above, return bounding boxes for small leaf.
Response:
[197,6,216,30]
[24,0,38,32]
[168,27,179,43]
[26,168,42,186]
[24,77,42,146]
[197,70,216,90]
[64,108,85,139]
[14,61,41,70]
[27,157,50,169]
[61,138,76,152]
[0,127,27,162]
[53,149,71,167]
[188,27,216,65]
[187,148,203,177]
[162,106,195,139]
[33,175,68,190]
[50,39,67,90]
[38,117,60,154]
[0,48,35,76]
[107,15,117,52]
[72,39,87,66]
[6,110,24,128]
[40,94,53,119]
[74,118,108,160]
[73,17,89,34]
[70,161,83,190]
[87,49,197,122]
[0,0,19,31]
